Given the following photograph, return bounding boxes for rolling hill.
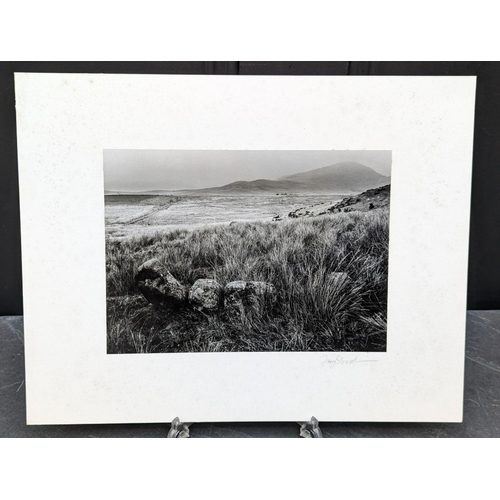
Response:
[193,178,305,194]
[189,161,390,194]
[287,184,391,218]
[278,161,390,193]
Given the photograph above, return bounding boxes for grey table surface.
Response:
[1,311,499,438]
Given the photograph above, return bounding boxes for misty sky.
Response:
[103,150,392,192]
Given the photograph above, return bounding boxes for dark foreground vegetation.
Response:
[106,210,389,353]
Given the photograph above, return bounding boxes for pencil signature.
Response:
[322,355,378,367]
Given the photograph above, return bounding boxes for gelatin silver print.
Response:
[105,150,391,353]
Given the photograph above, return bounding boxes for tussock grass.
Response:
[106,210,389,353]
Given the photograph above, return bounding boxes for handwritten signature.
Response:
[322,355,378,367]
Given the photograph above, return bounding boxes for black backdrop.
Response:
[1,61,498,315]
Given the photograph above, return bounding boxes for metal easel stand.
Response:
[167,416,322,438]
[298,416,323,438]
[167,417,192,438]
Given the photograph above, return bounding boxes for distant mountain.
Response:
[188,162,390,195]
[193,178,305,194]
[278,162,390,193]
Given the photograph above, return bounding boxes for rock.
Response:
[288,203,330,218]
[224,280,276,312]
[188,279,223,311]
[135,258,187,307]
[327,184,390,213]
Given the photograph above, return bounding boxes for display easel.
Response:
[167,416,323,438]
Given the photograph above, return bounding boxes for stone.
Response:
[224,280,276,312]
[135,258,187,307]
[135,258,164,281]
[188,279,223,311]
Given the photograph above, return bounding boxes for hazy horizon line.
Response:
[104,152,392,193]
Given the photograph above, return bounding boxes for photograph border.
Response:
[103,148,392,355]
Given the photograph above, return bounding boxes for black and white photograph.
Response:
[14,72,476,425]
[105,150,391,354]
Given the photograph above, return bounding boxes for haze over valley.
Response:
[105,160,391,239]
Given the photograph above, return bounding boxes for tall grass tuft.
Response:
[106,210,389,353]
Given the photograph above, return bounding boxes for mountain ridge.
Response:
[106,162,391,195]
[188,161,389,194]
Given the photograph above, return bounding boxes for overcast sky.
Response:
[103,150,392,192]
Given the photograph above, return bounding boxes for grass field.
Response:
[104,193,342,239]
[106,207,389,353]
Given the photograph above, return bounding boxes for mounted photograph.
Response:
[16,73,476,425]
[105,150,391,354]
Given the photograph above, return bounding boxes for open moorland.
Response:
[106,186,390,353]
[105,193,342,239]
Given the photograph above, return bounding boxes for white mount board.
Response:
[15,74,476,424]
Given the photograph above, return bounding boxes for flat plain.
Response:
[105,194,343,239]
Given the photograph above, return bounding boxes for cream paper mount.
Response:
[15,73,476,424]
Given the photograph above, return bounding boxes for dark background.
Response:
[1,61,499,315]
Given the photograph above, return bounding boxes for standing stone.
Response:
[224,280,276,312]
[135,258,187,307]
[188,279,223,311]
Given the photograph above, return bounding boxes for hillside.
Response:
[288,184,390,218]
[327,184,391,213]
[193,178,305,194]
[279,161,389,193]
[189,162,390,195]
